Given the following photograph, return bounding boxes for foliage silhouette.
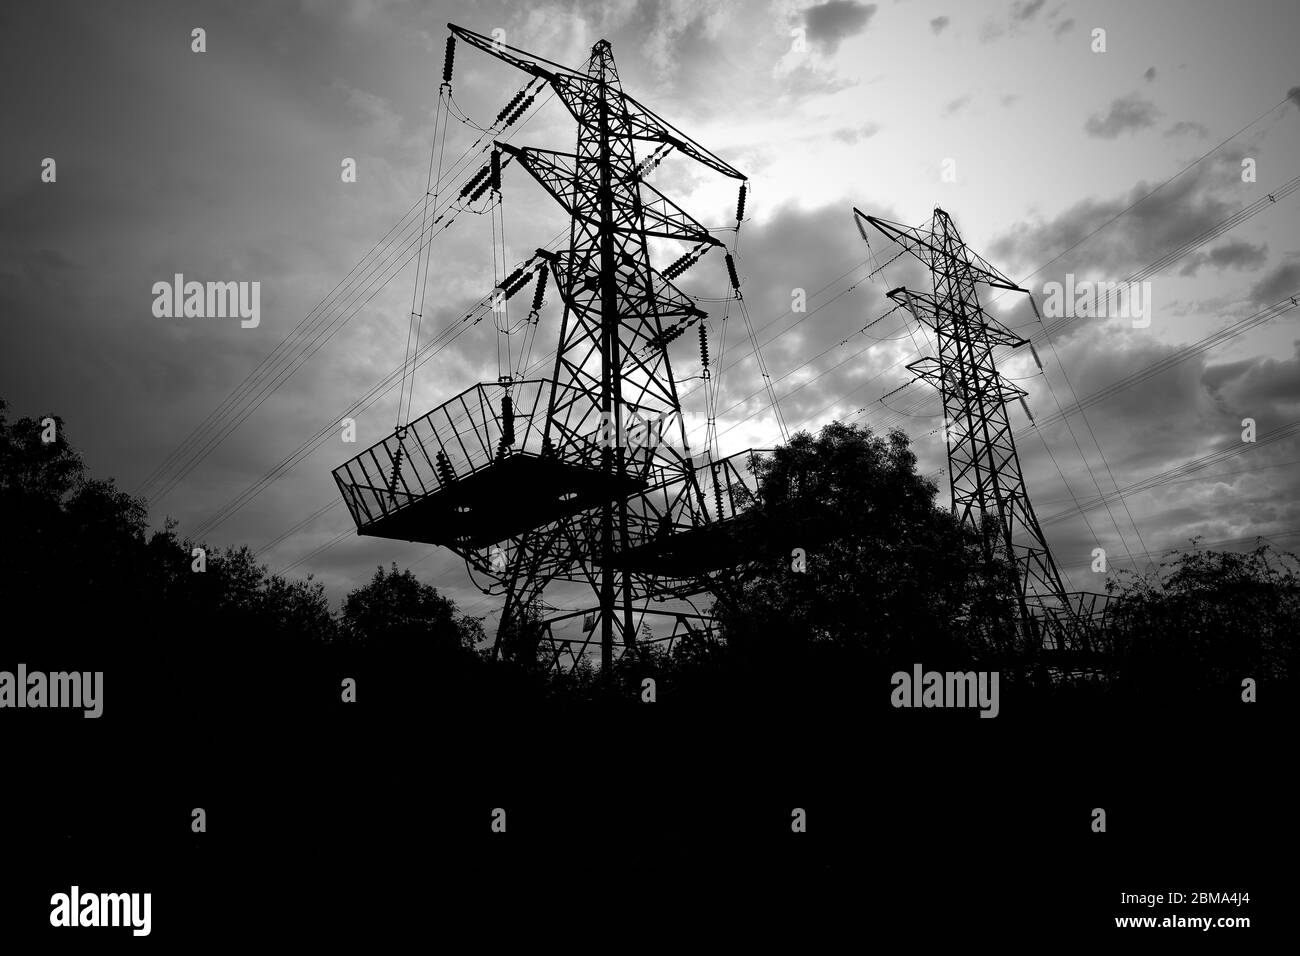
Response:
[2,399,1293,712]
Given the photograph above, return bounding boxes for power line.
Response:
[1041,423,1300,525]
[1057,527,1300,573]
[225,253,885,553]
[993,94,1297,294]
[190,232,568,540]
[257,96,1300,587]
[139,81,556,504]
[1016,295,1299,437]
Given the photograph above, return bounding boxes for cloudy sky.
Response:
[3,0,1298,623]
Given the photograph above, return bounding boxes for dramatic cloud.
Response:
[1023,327,1300,567]
[803,0,877,53]
[1165,120,1209,138]
[779,62,860,100]
[1246,257,1300,307]
[4,0,1297,603]
[984,0,1063,44]
[1010,0,1046,21]
[942,94,971,116]
[1178,240,1269,277]
[1204,343,1300,416]
[1084,93,1160,139]
[988,163,1238,280]
[831,123,881,143]
[669,200,927,448]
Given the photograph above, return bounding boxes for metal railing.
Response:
[332,379,605,532]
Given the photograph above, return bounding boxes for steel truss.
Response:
[855,206,1106,652]
[336,24,765,675]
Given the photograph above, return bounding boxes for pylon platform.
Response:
[333,379,644,548]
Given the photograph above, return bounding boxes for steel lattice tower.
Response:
[855,206,1089,652]
[471,30,729,665]
[449,26,750,667]
[333,25,763,675]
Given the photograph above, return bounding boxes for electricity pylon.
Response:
[855,206,1094,652]
[334,25,763,675]
[451,26,746,666]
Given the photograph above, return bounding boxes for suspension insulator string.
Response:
[460,163,491,198]
[491,78,543,128]
[724,253,741,296]
[498,393,516,458]
[632,143,672,181]
[442,35,455,85]
[662,241,708,282]
[499,264,527,293]
[387,427,408,506]
[502,93,535,127]
[1019,396,1035,424]
[502,273,533,298]
[495,90,526,126]
[638,307,705,358]
[491,194,503,377]
[528,264,548,322]
[435,450,457,486]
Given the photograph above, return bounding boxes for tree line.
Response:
[2,399,1293,714]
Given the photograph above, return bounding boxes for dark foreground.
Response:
[3,639,1289,946]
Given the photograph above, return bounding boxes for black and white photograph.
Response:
[2,0,1296,943]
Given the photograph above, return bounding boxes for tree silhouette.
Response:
[1107,541,1299,703]
[711,421,1017,676]
[341,563,482,655]
[5,397,1292,711]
